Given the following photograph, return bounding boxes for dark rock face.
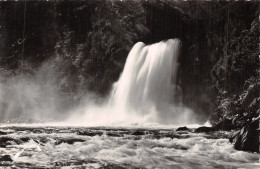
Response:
[195,126,217,133]
[242,84,260,108]
[210,15,259,124]
[176,126,190,132]
[213,118,236,131]
[230,118,259,153]
[248,97,260,112]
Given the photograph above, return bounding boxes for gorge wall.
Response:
[0,0,259,124]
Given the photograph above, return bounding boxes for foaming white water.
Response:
[1,127,259,168]
[70,39,197,126]
[111,39,187,124]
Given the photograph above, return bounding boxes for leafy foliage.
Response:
[53,0,149,96]
[210,17,259,124]
[211,17,259,94]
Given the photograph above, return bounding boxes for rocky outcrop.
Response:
[213,118,236,131]
[230,116,259,153]
[210,77,259,131]
[210,13,259,123]
[195,126,217,133]
[242,84,260,108]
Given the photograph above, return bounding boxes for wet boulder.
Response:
[230,117,259,153]
[0,155,12,162]
[176,126,190,132]
[194,126,217,133]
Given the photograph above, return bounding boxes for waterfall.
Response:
[70,38,195,126]
[109,39,193,124]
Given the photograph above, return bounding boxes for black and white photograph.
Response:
[0,0,259,168]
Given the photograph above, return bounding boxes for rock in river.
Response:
[229,116,259,153]
[195,126,217,133]
[176,126,190,132]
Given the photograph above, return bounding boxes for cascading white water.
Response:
[112,39,180,108]
[108,39,194,124]
[70,38,196,126]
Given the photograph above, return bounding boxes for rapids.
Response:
[0,126,259,169]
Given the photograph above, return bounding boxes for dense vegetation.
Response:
[0,0,258,126]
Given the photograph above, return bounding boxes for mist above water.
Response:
[0,61,71,123]
[1,39,200,126]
